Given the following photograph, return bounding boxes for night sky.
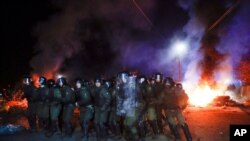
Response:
[1,0,249,89]
[0,0,189,88]
[0,0,58,88]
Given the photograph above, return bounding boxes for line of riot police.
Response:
[22,72,192,141]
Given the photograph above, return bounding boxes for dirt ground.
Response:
[0,105,250,141]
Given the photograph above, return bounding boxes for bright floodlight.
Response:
[173,40,188,57]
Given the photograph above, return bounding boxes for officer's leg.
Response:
[63,105,74,137]
[94,107,101,140]
[156,105,164,134]
[176,110,192,141]
[81,107,93,141]
[37,103,44,131]
[165,110,180,140]
[100,110,109,141]
[46,104,61,137]
[147,106,159,136]
[109,113,119,138]
[28,103,36,131]
[81,120,89,141]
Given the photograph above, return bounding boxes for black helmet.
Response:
[57,77,67,87]
[95,78,103,84]
[138,75,147,84]
[23,76,32,85]
[176,83,183,89]
[154,73,163,83]
[148,77,155,85]
[47,79,55,88]
[83,80,90,86]
[75,78,83,84]
[75,78,83,88]
[164,77,175,86]
[39,76,47,86]
[104,80,112,89]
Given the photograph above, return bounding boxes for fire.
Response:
[3,90,28,112]
[5,99,28,112]
[183,82,226,107]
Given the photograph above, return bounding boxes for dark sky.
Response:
[0,0,190,88]
[0,0,58,87]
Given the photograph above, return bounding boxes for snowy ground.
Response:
[0,105,250,141]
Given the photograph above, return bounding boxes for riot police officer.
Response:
[144,77,160,138]
[46,79,62,137]
[160,77,192,141]
[92,78,111,141]
[175,83,192,141]
[75,79,94,141]
[153,73,165,134]
[22,76,38,132]
[57,77,75,137]
[123,74,146,141]
[105,79,122,139]
[37,76,50,132]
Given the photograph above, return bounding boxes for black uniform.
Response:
[60,85,75,137]
[92,85,111,140]
[75,86,93,141]
[23,84,38,131]
[37,86,50,131]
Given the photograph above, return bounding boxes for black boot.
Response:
[169,124,180,140]
[182,123,192,141]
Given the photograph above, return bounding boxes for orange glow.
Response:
[184,82,227,107]
[31,72,55,88]
[31,73,40,88]
[5,99,28,112]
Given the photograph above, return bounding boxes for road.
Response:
[0,106,250,141]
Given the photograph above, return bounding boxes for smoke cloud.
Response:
[30,0,249,84]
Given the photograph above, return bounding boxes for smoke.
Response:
[164,0,250,86]
[30,0,249,84]
[30,0,156,79]
[30,0,190,81]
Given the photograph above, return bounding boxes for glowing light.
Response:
[172,40,188,57]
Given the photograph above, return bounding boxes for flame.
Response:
[183,81,227,107]
[5,99,28,112]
